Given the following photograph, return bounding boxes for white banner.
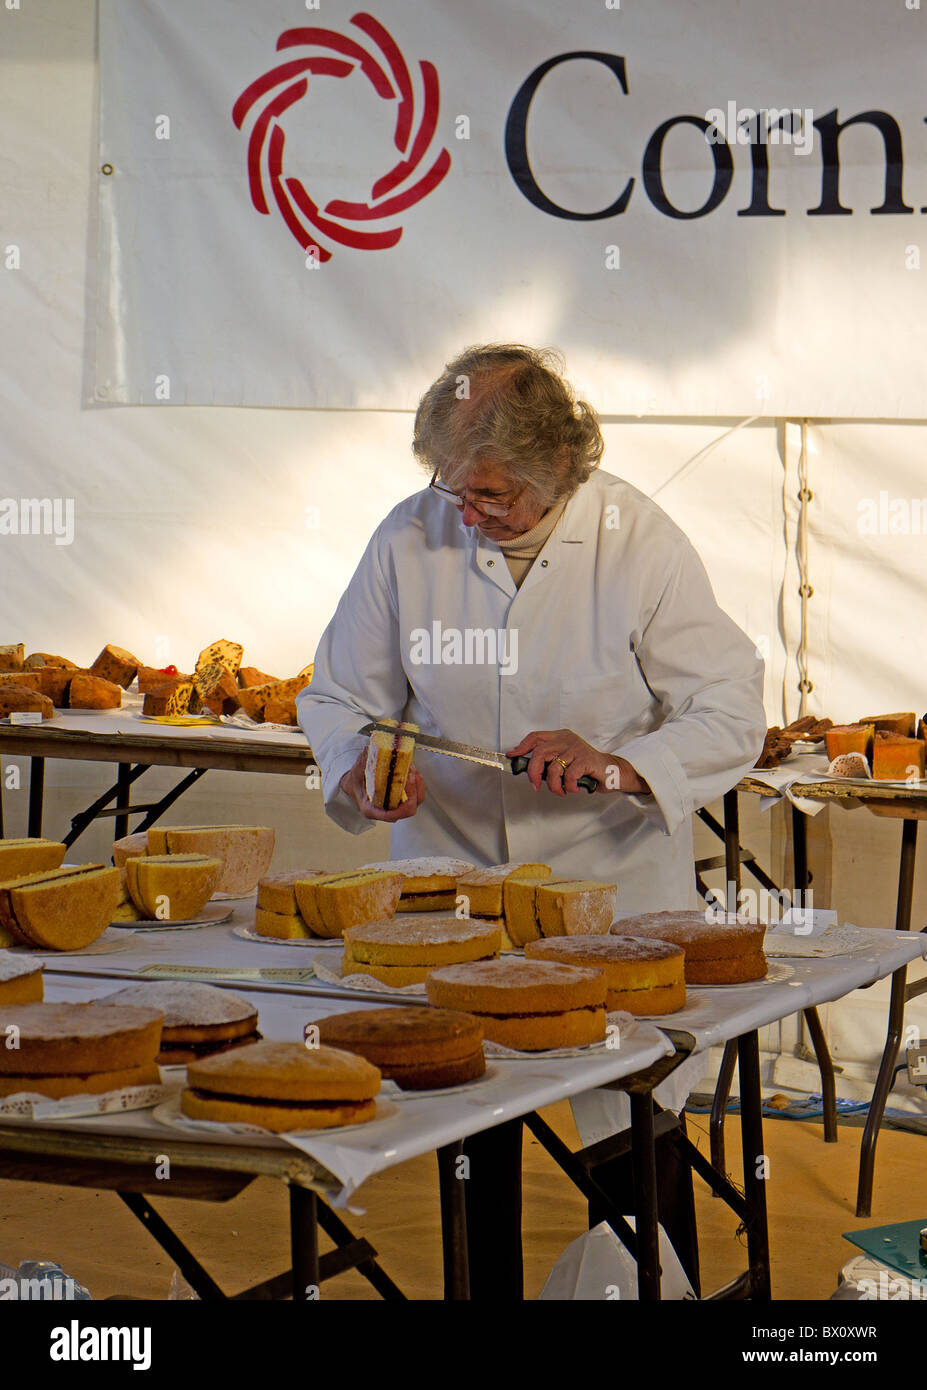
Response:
[97,0,927,416]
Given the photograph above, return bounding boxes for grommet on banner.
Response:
[101,163,114,176]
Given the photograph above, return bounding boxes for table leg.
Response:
[737,1031,772,1299]
[723,788,742,902]
[114,762,132,842]
[802,1007,837,1142]
[856,817,917,1216]
[712,791,744,1185]
[790,804,840,1144]
[118,1192,225,1300]
[437,1142,470,1300]
[629,1092,661,1300]
[893,817,918,934]
[27,756,45,837]
[791,803,808,898]
[710,1040,738,1179]
[461,1120,523,1299]
[289,1184,319,1300]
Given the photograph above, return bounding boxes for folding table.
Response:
[10,909,921,1300]
[714,766,927,1215]
[0,712,312,846]
[3,963,672,1299]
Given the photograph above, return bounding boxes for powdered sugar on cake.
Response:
[361,858,476,880]
[99,982,256,1026]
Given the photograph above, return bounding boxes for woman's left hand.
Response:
[504,729,651,797]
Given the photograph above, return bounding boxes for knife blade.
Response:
[358,721,598,791]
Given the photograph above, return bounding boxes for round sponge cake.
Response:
[611,911,767,984]
[342,916,501,985]
[0,1002,163,1074]
[0,1001,163,1098]
[427,957,606,1051]
[181,1040,381,1131]
[96,982,260,1063]
[525,935,686,1015]
[316,1007,485,1089]
[343,916,501,965]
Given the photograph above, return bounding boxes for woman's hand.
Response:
[339,749,426,821]
[505,730,651,797]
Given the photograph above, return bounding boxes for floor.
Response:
[0,1103,923,1300]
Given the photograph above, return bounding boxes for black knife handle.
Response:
[509,755,597,793]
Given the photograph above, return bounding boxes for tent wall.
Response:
[2,0,926,1102]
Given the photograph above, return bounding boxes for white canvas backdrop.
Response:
[96,0,927,415]
[0,1,926,1094]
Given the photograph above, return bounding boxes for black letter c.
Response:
[505,52,633,220]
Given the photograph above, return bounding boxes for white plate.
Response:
[694,961,793,988]
[312,958,426,995]
[152,1092,400,1143]
[381,1063,502,1101]
[232,924,343,948]
[5,926,137,956]
[134,714,220,725]
[110,906,233,931]
[0,1080,177,1121]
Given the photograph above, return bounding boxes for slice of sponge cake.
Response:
[294,870,403,938]
[535,880,617,936]
[364,719,418,810]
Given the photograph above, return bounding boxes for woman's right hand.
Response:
[339,748,426,821]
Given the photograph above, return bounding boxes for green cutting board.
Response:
[843,1219,927,1280]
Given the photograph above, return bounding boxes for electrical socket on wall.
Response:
[905,1047,927,1086]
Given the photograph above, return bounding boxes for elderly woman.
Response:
[297,344,765,911]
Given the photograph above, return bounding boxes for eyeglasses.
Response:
[428,468,523,517]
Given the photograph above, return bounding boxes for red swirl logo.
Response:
[232,13,451,262]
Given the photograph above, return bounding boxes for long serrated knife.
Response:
[358,721,598,792]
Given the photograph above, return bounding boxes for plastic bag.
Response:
[539,1220,696,1301]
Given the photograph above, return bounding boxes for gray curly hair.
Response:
[412,344,604,509]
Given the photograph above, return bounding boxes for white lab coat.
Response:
[297,468,766,911]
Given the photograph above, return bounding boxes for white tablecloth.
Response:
[16,902,924,1203]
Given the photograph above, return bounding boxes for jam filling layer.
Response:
[188,1089,370,1109]
[383,747,399,807]
[160,1031,260,1057]
[470,1004,603,1019]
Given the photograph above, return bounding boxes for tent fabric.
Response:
[95,0,927,414]
[1,0,926,1096]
